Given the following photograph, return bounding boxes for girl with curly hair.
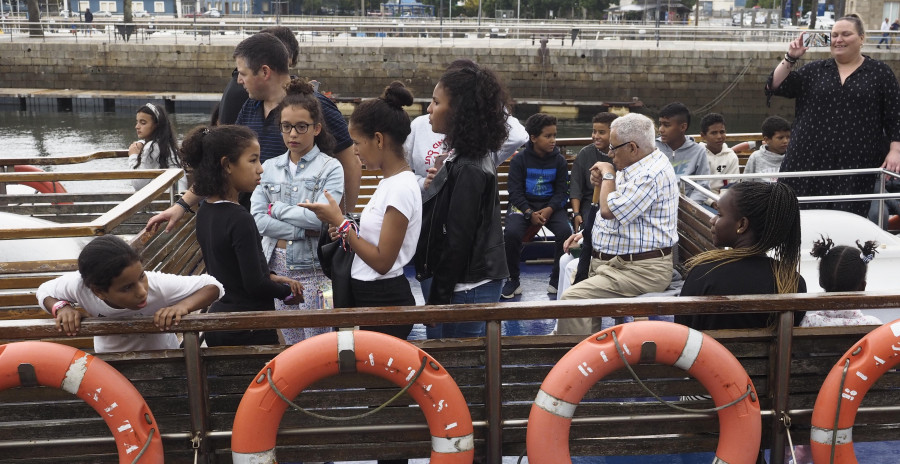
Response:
[414,59,511,338]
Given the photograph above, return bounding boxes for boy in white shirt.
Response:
[699,113,739,210]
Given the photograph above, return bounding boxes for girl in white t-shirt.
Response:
[36,235,224,353]
[128,103,188,192]
[302,82,421,340]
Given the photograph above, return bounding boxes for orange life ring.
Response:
[526,321,761,463]
[810,318,900,463]
[13,165,69,195]
[231,330,474,463]
[0,341,163,463]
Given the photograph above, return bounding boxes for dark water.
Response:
[0,108,765,162]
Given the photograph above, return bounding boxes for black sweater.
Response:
[196,201,290,312]
[676,256,806,330]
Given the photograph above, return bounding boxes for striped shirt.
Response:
[591,149,679,255]
[235,91,353,163]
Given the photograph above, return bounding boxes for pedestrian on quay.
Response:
[180,125,303,347]
[250,78,343,345]
[83,7,92,35]
[413,60,511,339]
[878,17,890,48]
[767,14,900,218]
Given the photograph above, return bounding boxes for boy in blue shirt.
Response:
[502,113,571,298]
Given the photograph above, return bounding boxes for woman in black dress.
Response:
[766,14,900,217]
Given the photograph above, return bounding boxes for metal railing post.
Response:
[183,332,212,463]
[878,169,886,229]
[769,310,794,464]
[485,319,503,463]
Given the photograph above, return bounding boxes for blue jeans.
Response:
[421,278,502,338]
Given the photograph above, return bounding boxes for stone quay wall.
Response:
[1,40,890,122]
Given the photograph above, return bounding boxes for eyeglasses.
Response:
[608,141,635,153]
[280,122,313,134]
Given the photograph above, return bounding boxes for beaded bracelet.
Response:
[51,300,71,318]
[337,219,359,251]
[267,203,274,217]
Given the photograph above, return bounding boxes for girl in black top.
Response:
[180,125,303,346]
[677,182,806,330]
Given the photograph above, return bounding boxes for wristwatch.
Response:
[602,172,615,182]
[524,209,533,221]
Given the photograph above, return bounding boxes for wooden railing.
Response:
[0,169,182,240]
[0,294,897,463]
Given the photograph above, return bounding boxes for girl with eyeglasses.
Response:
[250,78,344,345]
[128,102,188,193]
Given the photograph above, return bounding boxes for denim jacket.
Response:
[251,146,345,270]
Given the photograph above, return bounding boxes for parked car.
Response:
[799,11,835,29]
[201,8,221,17]
[1,1,26,13]
[93,10,113,17]
[133,9,150,17]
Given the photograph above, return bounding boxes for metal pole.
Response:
[655,0,660,46]
[516,0,520,39]
[477,0,481,26]
[769,310,795,464]
[485,320,503,464]
[879,171,886,229]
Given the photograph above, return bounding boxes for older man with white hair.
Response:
[557,113,679,335]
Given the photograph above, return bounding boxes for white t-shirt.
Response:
[403,113,529,192]
[128,140,189,192]
[351,171,422,281]
[37,271,224,353]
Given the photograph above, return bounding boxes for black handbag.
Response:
[317,215,359,308]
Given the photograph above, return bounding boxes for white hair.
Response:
[610,113,656,154]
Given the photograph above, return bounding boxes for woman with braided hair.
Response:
[676,181,807,330]
[800,237,882,327]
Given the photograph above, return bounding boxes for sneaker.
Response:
[501,279,522,299]
[547,284,557,294]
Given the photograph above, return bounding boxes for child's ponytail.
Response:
[811,235,877,292]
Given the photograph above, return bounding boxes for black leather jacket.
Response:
[414,156,508,305]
